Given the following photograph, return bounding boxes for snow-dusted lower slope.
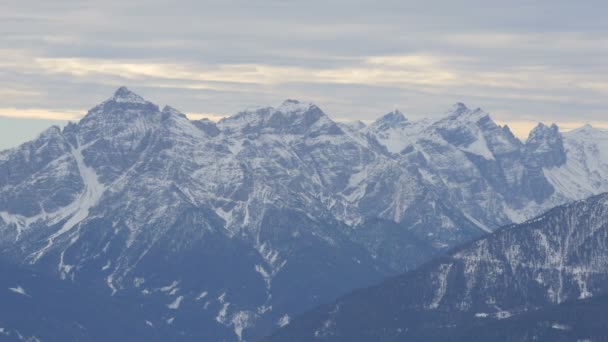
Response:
[264,193,608,342]
[0,260,157,341]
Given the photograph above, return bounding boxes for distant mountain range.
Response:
[1,87,607,341]
[263,193,608,342]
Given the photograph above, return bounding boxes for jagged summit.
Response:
[161,105,187,118]
[372,110,407,129]
[525,122,566,169]
[383,110,406,121]
[111,86,148,104]
[434,103,494,136]
[277,99,317,114]
[500,124,520,142]
[446,102,480,117]
[162,105,178,113]
[451,102,469,113]
[38,125,63,138]
[526,122,560,142]
[445,102,486,120]
[217,99,331,135]
[224,99,317,118]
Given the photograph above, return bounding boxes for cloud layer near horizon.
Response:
[2,0,608,147]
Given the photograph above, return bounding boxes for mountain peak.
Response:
[218,100,332,135]
[564,123,608,140]
[161,105,187,118]
[270,100,333,133]
[569,123,597,134]
[381,110,407,123]
[445,102,487,121]
[77,87,160,132]
[277,99,316,113]
[112,87,147,104]
[452,102,469,112]
[528,122,560,139]
[39,125,63,137]
[500,124,518,140]
[525,122,566,168]
[371,110,407,130]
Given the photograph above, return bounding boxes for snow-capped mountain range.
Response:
[0,87,607,341]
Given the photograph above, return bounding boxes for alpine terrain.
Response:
[1,87,607,341]
[264,193,608,342]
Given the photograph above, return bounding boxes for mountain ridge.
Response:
[263,192,608,342]
[1,87,608,341]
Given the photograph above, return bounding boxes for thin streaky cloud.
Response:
[0,108,84,121]
[25,55,603,91]
[2,0,608,148]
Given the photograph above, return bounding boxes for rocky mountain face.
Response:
[264,193,608,342]
[364,104,608,241]
[0,88,607,341]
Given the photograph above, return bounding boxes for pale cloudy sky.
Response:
[2,0,608,149]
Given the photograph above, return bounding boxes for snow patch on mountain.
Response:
[457,130,495,160]
[31,143,106,263]
[8,286,28,296]
[544,125,608,200]
[278,314,290,327]
[231,310,256,341]
[167,296,183,309]
[160,281,179,294]
[366,110,431,154]
[427,263,452,309]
